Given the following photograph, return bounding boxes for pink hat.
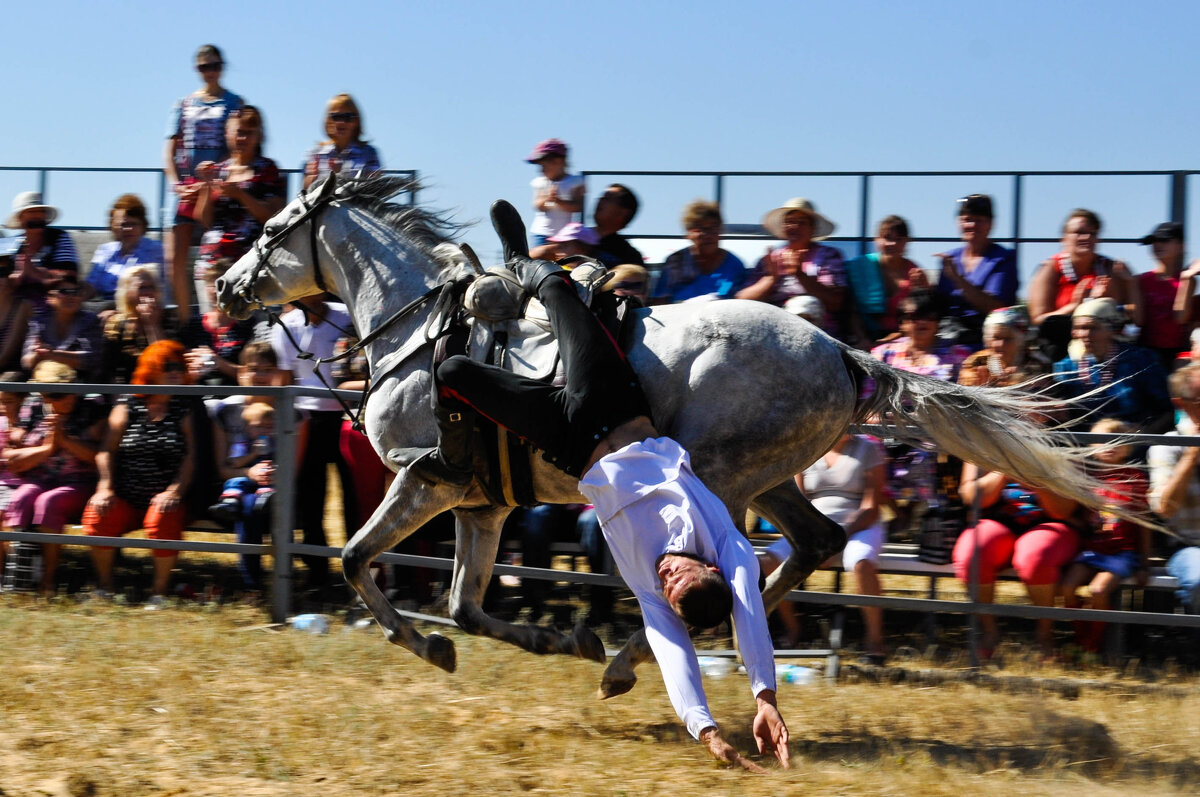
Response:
[548,222,599,246]
[525,138,568,163]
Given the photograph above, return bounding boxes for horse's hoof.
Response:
[597,668,637,700]
[570,623,607,664]
[425,633,457,673]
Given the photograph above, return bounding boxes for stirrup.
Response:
[409,448,475,486]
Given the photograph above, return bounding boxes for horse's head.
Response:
[217,174,339,319]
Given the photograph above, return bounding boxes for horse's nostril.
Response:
[215,277,226,294]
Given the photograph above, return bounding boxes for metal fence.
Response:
[0,165,419,234]
[1,380,1198,667]
[581,168,1197,269]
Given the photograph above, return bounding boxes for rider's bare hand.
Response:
[700,726,766,773]
[752,691,791,769]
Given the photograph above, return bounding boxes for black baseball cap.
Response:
[957,194,993,219]
[1140,221,1184,245]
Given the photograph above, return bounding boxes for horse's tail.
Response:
[839,343,1146,525]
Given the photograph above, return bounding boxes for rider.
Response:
[411,202,790,771]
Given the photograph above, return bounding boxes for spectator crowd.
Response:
[1,43,1198,668]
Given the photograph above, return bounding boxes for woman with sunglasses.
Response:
[84,341,195,605]
[21,274,102,383]
[2,361,105,595]
[302,94,382,190]
[164,44,243,314]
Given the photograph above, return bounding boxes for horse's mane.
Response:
[335,173,465,256]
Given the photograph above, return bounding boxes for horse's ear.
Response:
[490,200,530,263]
[319,171,338,198]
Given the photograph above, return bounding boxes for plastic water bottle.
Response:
[697,656,735,678]
[776,663,817,685]
[289,613,331,634]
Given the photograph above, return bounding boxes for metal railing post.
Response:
[271,387,298,622]
[714,174,724,208]
[1170,171,1188,228]
[858,175,870,256]
[1012,174,1023,273]
[38,169,47,199]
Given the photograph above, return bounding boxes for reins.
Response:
[235,174,463,431]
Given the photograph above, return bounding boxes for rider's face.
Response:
[656,554,720,609]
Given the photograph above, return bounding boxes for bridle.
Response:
[233,173,455,431]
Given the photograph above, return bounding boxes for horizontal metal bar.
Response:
[584,169,1200,178]
[786,590,1200,628]
[0,529,270,555]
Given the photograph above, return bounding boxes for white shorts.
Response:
[767,522,884,572]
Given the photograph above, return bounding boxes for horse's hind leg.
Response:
[752,480,845,612]
[343,472,463,672]
[448,505,606,664]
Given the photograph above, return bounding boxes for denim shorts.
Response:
[1075,549,1140,579]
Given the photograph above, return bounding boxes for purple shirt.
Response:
[935,243,1018,327]
[749,243,846,334]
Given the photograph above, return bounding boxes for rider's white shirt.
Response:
[579,437,776,740]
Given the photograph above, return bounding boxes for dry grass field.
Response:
[2,593,1199,797]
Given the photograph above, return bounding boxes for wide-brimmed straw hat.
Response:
[7,191,59,228]
[762,198,836,241]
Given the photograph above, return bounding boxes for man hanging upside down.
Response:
[410,202,789,771]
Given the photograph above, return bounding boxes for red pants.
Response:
[953,518,1080,586]
[82,496,185,558]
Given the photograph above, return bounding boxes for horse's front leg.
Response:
[599,627,653,699]
[342,472,464,672]
[448,505,606,663]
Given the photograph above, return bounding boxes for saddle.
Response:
[439,258,640,506]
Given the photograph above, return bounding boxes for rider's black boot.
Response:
[410,404,476,486]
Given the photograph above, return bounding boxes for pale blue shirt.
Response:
[579,437,775,739]
[87,238,165,300]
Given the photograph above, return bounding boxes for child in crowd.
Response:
[1061,418,1150,653]
[526,138,585,246]
[209,401,275,524]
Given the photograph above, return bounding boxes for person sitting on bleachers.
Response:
[544,222,599,261]
[1148,364,1200,615]
[1135,222,1195,372]
[870,290,971,382]
[2,361,105,595]
[179,258,256,386]
[22,274,102,384]
[0,372,26,579]
[83,341,195,606]
[302,93,383,190]
[208,341,307,593]
[651,200,746,305]
[933,194,1017,348]
[957,306,1050,389]
[1029,208,1141,362]
[102,266,180,385]
[843,214,927,344]
[85,194,165,315]
[738,197,847,338]
[1061,418,1150,654]
[5,191,79,297]
[1050,298,1172,434]
[760,431,888,662]
[954,460,1087,659]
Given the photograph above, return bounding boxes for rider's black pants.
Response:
[435,274,651,478]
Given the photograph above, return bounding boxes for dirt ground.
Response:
[1,595,1198,797]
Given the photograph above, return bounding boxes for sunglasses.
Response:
[163,362,186,374]
[197,62,224,73]
[328,112,358,123]
[52,287,80,296]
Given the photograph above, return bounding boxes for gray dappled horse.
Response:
[217,174,1116,697]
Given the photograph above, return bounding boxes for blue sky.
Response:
[3,1,1200,290]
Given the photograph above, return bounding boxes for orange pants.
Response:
[82,495,185,558]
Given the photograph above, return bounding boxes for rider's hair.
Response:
[669,554,733,630]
